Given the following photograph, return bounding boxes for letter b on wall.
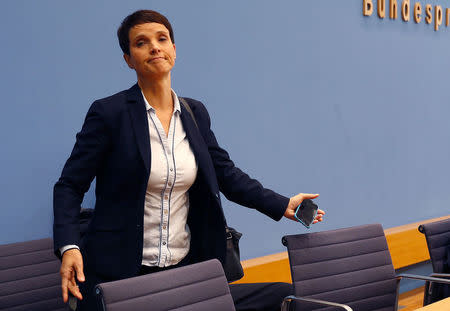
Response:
[364,0,374,16]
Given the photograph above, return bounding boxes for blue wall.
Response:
[1,1,449,263]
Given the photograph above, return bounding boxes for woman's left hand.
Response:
[284,193,325,223]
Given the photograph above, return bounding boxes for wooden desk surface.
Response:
[414,297,450,310]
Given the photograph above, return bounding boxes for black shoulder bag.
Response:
[179,97,244,282]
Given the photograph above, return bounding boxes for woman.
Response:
[53,10,324,311]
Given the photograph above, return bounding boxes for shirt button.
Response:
[164,210,168,215]
[170,168,173,172]
[164,195,168,200]
[168,182,172,186]
[163,226,167,230]
[162,242,166,245]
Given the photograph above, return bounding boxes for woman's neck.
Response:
[138,74,173,111]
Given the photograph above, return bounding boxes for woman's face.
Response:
[124,22,176,79]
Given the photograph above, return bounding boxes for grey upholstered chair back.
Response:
[418,218,450,305]
[0,238,68,310]
[282,224,398,311]
[95,259,235,311]
[419,218,450,273]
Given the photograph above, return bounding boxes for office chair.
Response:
[95,259,235,311]
[0,238,68,310]
[282,224,450,311]
[418,217,450,305]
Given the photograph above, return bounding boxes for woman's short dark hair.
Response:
[117,10,174,55]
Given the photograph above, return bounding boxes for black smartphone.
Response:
[294,199,319,229]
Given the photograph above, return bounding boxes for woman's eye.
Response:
[159,36,167,42]
[136,41,145,47]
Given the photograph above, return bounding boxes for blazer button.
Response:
[136,224,141,229]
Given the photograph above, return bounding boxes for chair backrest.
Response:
[419,218,450,273]
[0,238,67,311]
[95,259,236,311]
[282,224,398,311]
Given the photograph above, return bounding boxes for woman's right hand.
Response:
[60,248,85,303]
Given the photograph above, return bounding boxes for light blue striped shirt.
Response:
[141,90,198,267]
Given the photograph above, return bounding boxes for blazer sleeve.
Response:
[191,99,289,221]
[53,100,111,255]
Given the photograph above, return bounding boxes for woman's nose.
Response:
[149,42,160,54]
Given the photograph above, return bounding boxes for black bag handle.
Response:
[179,97,199,129]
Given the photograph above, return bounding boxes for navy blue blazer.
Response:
[53,83,289,280]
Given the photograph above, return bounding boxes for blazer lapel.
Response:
[125,87,218,194]
[180,102,219,196]
[127,84,151,175]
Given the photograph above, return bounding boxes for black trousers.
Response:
[76,261,293,311]
[229,282,293,311]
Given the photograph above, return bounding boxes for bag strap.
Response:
[178,96,231,228]
[179,97,199,130]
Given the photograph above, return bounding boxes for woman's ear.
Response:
[123,54,134,69]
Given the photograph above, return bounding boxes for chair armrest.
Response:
[396,273,450,285]
[282,295,353,311]
[430,273,450,279]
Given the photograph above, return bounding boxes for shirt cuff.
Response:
[60,244,80,256]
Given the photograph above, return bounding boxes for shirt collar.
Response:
[141,89,181,114]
